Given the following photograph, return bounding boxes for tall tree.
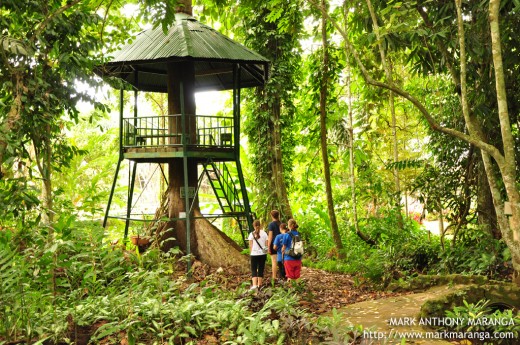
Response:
[319,0,344,254]
[486,0,519,268]
[237,0,303,221]
[342,4,374,246]
[0,0,120,226]
[365,0,403,228]
[309,0,520,284]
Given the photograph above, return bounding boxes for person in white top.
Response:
[248,219,268,290]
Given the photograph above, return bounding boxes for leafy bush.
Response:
[305,210,440,285]
[304,206,511,287]
[443,299,520,343]
[436,226,511,279]
[1,218,357,344]
[295,207,336,259]
[0,177,40,229]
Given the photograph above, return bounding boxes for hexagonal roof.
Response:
[96,13,269,92]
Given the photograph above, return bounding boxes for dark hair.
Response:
[253,219,261,239]
[270,210,280,220]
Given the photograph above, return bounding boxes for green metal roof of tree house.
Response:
[96,13,269,92]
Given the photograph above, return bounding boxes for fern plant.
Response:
[445,299,491,332]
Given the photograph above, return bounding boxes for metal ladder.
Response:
[202,160,253,246]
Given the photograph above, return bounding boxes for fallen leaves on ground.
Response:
[297,267,404,314]
[181,261,405,316]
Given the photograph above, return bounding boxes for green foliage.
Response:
[445,300,492,332]
[444,299,520,341]
[405,0,520,237]
[347,210,436,282]
[304,208,442,286]
[294,206,335,258]
[137,0,180,31]
[316,308,364,344]
[386,159,425,171]
[305,211,511,287]
[436,226,511,279]
[53,117,121,219]
[1,0,110,154]
[236,0,303,219]
[1,218,355,344]
[0,177,40,227]
[0,0,135,222]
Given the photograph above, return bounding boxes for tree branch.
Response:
[415,3,460,86]
[306,0,505,166]
[30,0,84,42]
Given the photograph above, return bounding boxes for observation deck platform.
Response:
[122,114,237,163]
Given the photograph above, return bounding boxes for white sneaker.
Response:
[249,285,257,290]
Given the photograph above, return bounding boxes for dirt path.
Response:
[334,285,466,344]
[191,263,417,313]
[188,262,517,344]
[192,263,479,343]
[296,267,404,313]
[189,263,403,313]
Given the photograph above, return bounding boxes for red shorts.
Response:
[283,260,302,279]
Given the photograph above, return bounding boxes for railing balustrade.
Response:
[122,114,234,149]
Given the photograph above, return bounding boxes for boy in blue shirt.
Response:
[273,223,288,282]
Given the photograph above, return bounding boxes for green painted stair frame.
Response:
[202,160,254,247]
[102,65,260,253]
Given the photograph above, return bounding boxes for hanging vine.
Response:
[237,0,304,221]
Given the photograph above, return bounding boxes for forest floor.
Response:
[187,262,478,344]
[187,261,402,314]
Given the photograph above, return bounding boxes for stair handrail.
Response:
[218,162,244,213]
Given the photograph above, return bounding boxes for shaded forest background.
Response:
[1,0,520,343]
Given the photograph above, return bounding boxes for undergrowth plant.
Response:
[304,207,512,287]
[443,299,520,343]
[305,209,442,286]
[436,226,511,279]
[0,218,358,344]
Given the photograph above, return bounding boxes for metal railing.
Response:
[122,114,234,149]
[204,161,245,214]
[203,160,250,246]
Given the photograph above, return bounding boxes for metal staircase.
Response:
[202,160,253,246]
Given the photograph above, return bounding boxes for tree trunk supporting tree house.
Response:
[95,13,269,272]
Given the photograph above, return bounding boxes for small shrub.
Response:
[435,226,511,279]
[1,218,356,344]
[443,299,520,343]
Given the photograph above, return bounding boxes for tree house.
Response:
[95,13,269,262]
